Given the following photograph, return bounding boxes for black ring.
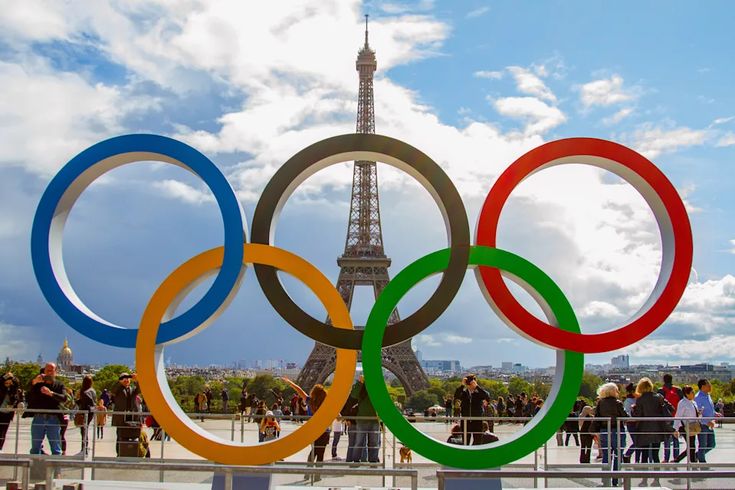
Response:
[251,134,470,349]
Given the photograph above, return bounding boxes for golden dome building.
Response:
[57,338,74,371]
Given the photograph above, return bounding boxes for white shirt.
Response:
[332,419,343,432]
[675,397,699,430]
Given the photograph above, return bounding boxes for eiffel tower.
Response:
[296,16,429,396]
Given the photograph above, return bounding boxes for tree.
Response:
[1,361,43,388]
[508,376,532,396]
[579,372,603,400]
[405,390,439,411]
[93,364,132,392]
[479,379,509,399]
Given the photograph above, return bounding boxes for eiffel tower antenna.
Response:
[296,16,429,396]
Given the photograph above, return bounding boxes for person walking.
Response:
[694,378,719,466]
[674,386,700,464]
[0,372,23,450]
[26,363,67,455]
[621,382,640,464]
[75,375,96,455]
[658,373,683,462]
[578,405,594,463]
[632,377,674,487]
[592,382,626,487]
[564,410,580,446]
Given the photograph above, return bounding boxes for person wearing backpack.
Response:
[657,373,683,462]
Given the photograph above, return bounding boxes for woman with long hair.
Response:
[0,372,23,450]
[281,376,330,481]
[673,385,700,463]
[632,377,674,487]
[75,375,96,455]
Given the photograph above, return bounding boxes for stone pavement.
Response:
[1,416,733,489]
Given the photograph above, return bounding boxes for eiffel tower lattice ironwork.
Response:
[296,16,429,396]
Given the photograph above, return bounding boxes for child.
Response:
[260,411,280,442]
[95,398,107,439]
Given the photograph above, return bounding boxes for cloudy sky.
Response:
[1,1,733,371]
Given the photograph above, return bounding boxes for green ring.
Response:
[362,246,584,469]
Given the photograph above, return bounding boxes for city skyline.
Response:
[1,3,734,371]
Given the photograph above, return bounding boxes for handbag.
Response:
[74,412,87,426]
[687,421,702,435]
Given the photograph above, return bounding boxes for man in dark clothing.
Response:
[111,372,141,456]
[26,363,66,455]
[657,373,683,462]
[221,388,229,413]
[453,374,490,445]
[347,375,380,463]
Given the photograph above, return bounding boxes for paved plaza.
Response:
[1,415,734,489]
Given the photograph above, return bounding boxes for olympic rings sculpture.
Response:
[31,133,692,468]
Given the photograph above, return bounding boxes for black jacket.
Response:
[24,378,66,421]
[77,388,97,412]
[111,383,141,427]
[591,396,627,432]
[453,385,490,418]
[632,392,674,445]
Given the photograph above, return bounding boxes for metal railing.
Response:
[41,459,418,490]
[0,457,31,490]
[437,469,735,490]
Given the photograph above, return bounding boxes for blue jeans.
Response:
[30,415,62,455]
[331,431,342,458]
[349,421,379,463]
[600,430,624,486]
[696,426,715,463]
[345,425,358,462]
[663,432,680,461]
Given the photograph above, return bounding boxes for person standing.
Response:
[658,373,683,462]
[221,387,229,414]
[331,417,343,460]
[204,386,213,413]
[26,363,66,455]
[674,386,700,464]
[621,382,640,464]
[715,398,725,428]
[592,382,626,488]
[75,375,96,455]
[347,375,380,463]
[111,372,141,456]
[0,372,23,450]
[95,398,107,439]
[453,374,490,445]
[444,396,453,424]
[694,378,719,466]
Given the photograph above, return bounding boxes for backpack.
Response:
[661,386,681,416]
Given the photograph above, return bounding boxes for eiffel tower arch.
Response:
[297,16,429,397]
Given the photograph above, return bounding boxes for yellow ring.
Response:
[136,243,357,465]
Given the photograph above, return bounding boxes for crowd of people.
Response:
[557,374,723,487]
[1,364,728,483]
[0,363,152,457]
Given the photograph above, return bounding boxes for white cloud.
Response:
[711,116,734,126]
[579,75,637,108]
[492,96,566,135]
[507,66,556,102]
[716,132,735,147]
[0,58,155,176]
[0,322,41,361]
[629,335,735,364]
[602,107,634,126]
[153,179,215,205]
[466,6,490,18]
[730,240,735,254]
[474,70,503,80]
[623,124,708,158]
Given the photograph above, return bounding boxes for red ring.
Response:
[476,137,693,353]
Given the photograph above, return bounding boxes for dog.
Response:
[399,445,412,464]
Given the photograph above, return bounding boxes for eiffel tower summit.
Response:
[296,16,430,396]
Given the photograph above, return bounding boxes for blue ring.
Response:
[31,134,245,348]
